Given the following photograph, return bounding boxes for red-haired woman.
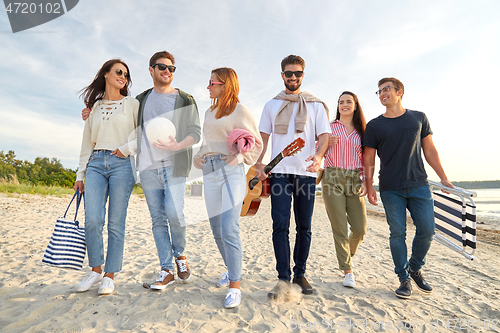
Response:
[322,91,367,289]
[194,68,262,308]
[74,59,139,295]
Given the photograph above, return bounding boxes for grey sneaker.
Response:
[395,280,412,299]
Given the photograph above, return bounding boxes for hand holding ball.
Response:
[146,118,176,144]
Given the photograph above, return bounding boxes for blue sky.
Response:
[1,0,499,182]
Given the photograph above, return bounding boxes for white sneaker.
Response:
[343,273,356,288]
[216,272,229,288]
[224,288,241,308]
[76,271,103,292]
[98,277,115,295]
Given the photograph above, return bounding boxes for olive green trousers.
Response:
[322,166,367,271]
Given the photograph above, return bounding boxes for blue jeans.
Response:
[380,185,435,282]
[269,173,316,281]
[140,167,186,271]
[84,150,135,273]
[202,155,245,282]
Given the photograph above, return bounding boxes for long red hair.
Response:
[211,67,239,119]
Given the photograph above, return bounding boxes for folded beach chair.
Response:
[429,180,477,260]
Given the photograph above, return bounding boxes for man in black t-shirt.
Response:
[363,77,453,300]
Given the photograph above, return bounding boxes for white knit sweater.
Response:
[76,96,139,181]
[195,103,262,165]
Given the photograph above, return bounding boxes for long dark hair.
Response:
[79,59,132,109]
[335,91,366,143]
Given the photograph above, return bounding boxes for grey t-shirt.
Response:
[138,90,177,172]
[363,110,432,191]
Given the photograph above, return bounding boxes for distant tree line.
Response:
[0,150,76,187]
[2,149,498,190]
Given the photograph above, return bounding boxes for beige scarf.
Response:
[273,90,329,134]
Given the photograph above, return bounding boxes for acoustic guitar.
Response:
[240,138,305,217]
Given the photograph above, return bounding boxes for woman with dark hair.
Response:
[74,59,139,295]
[193,67,262,308]
[321,91,367,289]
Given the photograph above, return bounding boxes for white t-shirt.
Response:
[259,97,330,177]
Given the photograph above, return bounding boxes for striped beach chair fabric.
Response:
[429,180,477,260]
[42,191,86,270]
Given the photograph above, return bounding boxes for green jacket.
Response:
[135,88,201,177]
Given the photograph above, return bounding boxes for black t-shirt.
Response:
[363,110,432,191]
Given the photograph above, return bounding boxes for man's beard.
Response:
[285,81,301,92]
[153,74,172,87]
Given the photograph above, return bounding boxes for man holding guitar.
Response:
[240,138,305,217]
[255,55,330,298]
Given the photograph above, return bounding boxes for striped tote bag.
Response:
[42,190,86,270]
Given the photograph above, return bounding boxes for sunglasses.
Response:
[208,79,224,87]
[282,70,303,78]
[152,63,176,72]
[114,69,129,79]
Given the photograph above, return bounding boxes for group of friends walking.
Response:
[73,51,453,308]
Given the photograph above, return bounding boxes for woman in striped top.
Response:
[322,91,367,288]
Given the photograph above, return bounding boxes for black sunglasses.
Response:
[114,69,129,79]
[152,63,176,73]
[282,70,303,78]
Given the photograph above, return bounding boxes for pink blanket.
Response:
[227,129,255,155]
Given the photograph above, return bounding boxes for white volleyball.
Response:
[145,118,176,144]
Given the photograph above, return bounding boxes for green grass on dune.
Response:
[0,183,75,196]
[0,181,144,197]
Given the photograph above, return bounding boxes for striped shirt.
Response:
[324,120,363,171]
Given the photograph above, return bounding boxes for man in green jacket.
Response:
[136,51,201,290]
[81,51,201,290]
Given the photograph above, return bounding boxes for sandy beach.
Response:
[1,192,500,333]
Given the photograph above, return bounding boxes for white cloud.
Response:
[0,106,83,167]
